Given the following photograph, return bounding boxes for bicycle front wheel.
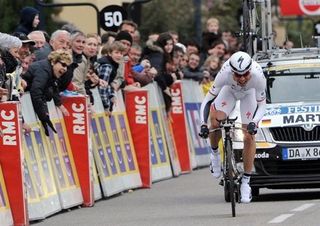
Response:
[225,138,236,217]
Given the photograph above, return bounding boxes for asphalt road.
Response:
[31,167,320,226]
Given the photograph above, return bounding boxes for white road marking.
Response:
[268,203,316,224]
[291,203,315,212]
[268,214,294,224]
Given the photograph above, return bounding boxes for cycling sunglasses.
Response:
[233,70,250,78]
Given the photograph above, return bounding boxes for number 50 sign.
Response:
[100,5,127,32]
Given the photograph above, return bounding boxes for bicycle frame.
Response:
[210,118,243,217]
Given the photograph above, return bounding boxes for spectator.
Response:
[97,41,125,116]
[15,6,40,35]
[143,32,175,112]
[12,32,36,62]
[24,49,72,136]
[0,32,23,100]
[168,30,179,45]
[200,55,221,94]
[130,44,157,87]
[133,30,141,45]
[28,30,47,49]
[179,53,189,69]
[114,31,140,87]
[202,55,220,79]
[35,29,71,61]
[207,39,227,60]
[185,39,201,55]
[82,33,105,105]
[182,52,203,81]
[0,49,8,101]
[101,31,117,46]
[119,20,138,38]
[70,31,87,95]
[201,17,222,54]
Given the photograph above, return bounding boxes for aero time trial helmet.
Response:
[229,51,252,75]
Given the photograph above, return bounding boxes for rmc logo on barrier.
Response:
[135,96,147,124]
[1,109,17,146]
[72,103,85,135]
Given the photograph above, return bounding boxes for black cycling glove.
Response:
[41,116,57,136]
[247,122,257,135]
[199,124,209,139]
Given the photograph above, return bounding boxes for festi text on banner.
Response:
[169,82,191,172]
[0,102,28,226]
[62,96,93,207]
[124,89,151,188]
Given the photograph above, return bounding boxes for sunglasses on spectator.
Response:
[58,61,69,68]
[233,70,250,78]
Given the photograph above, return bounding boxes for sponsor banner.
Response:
[110,90,141,190]
[280,0,320,16]
[62,96,94,207]
[20,93,61,220]
[90,114,124,196]
[0,165,13,226]
[170,82,191,172]
[91,155,102,201]
[145,83,173,181]
[154,84,181,177]
[90,88,141,196]
[0,102,27,225]
[260,103,320,127]
[181,80,211,167]
[124,90,150,188]
[46,101,83,208]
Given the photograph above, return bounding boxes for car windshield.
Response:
[266,68,320,103]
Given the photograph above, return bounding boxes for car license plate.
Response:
[282,147,320,160]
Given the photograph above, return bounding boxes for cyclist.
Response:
[199,51,266,203]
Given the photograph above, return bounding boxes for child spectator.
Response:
[200,55,221,94]
[15,6,40,35]
[97,41,125,116]
[201,17,222,54]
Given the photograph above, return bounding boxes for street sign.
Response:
[100,5,127,32]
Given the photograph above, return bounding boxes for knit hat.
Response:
[115,31,132,45]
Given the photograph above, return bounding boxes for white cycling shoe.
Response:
[210,152,221,178]
[240,183,252,203]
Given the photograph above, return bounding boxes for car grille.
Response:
[270,126,320,142]
[255,159,320,175]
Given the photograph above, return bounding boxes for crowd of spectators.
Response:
[1,5,278,135]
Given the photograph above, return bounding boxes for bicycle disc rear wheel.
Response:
[225,139,236,217]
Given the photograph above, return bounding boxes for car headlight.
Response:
[232,126,267,142]
[255,128,267,142]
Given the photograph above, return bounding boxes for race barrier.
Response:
[124,89,151,188]
[170,81,192,172]
[21,94,61,221]
[0,102,27,226]
[145,84,175,182]
[0,79,210,225]
[90,88,142,197]
[62,95,94,207]
[0,165,13,226]
[181,80,211,167]
[46,100,83,209]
